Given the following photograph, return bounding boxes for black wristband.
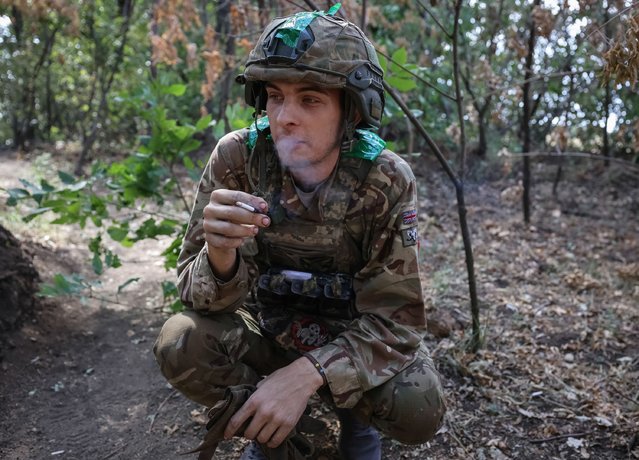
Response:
[303,353,328,386]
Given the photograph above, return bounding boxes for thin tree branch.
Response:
[452,0,466,179]
[415,0,451,39]
[383,82,458,184]
[168,161,193,213]
[360,0,367,31]
[585,0,639,41]
[148,390,178,433]
[609,383,639,407]
[376,49,456,101]
[384,81,480,352]
[485,69,600,99]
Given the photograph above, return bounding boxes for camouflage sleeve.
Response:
[176,131,253,313]
[307,152,425,408]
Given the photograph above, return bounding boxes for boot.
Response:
[240,441,267,460]
[336,409,381,460]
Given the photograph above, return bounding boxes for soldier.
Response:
[153,6,445,460]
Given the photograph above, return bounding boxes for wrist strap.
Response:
[303,353,328,386]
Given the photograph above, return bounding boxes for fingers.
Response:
[224,400,254,439]
[224,397,295,448]
[211,189,269,216]
[267,425,292,449]
[203,190,270,250]
[255,422,278,446]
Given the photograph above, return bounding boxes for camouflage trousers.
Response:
[153,309,446,444]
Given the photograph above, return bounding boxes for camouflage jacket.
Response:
[177,127,426,408]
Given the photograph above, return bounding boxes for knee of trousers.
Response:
[152,310,256,395]
[366,354,446,445]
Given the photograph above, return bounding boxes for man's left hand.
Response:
[223,357,324,448]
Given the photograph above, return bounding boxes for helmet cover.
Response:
[239,9,385,129]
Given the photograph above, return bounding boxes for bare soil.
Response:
[0,149,638,460]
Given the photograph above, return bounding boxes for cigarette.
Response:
[235,201,260,213]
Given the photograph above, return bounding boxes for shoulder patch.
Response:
[401,226,419,247]
[402,209,417,226]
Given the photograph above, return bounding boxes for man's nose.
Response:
[275,99,299,125]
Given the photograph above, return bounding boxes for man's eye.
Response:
[267,93,282,101]
[303,97,320,104]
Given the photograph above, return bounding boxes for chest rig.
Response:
[243,119,382,327]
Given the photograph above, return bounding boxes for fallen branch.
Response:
[609,383,639,408]
[100,442,129,460]
[529,431,594,444]
[148,389,178,433]
[445,420,471,455]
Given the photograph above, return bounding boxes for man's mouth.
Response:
[276,137,306,153]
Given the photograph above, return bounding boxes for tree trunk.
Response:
[360,0,367,30]
[603,82,611,166]
[45,55,53,141]
[476,108,488,157]
[14,24,59,149]
[76,0,134,174]
[602,2,612,167]
[216,0,236,132]
[521,0,540,224]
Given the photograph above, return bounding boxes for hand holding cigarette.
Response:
[203,190,270,247]
[235,201,267,215]
[202,190,270,278]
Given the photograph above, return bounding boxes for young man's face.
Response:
[265,81,343,184]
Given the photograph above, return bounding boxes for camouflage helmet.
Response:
[237,10,385,130]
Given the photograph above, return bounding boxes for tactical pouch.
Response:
[257,268,355,320]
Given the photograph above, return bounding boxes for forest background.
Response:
[0,0,638,459]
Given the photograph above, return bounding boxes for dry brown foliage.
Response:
[1,0,79,34]
[507,28,528,59]
[602,14,639,87]
[150,0,235,102]
[532,6,556,39]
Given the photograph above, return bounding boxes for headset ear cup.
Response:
[257,85,267,113]
[245,81,268,114]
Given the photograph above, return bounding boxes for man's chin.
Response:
[278,153,316,171]
[275,141,309,164]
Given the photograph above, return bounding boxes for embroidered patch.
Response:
[290,318,329,351]
[402,209,417,225]
[401,226,419,247]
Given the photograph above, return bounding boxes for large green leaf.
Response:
[162,84,186,96]
[387,76,417,92]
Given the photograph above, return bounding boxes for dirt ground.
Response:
[0,149,638,460]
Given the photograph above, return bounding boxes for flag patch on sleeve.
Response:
[402,209,417,225]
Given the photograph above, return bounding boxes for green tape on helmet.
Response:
[247,116,271,149]
[327,3,342,16]
[274,3,342,48]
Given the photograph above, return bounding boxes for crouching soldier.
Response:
[154,6,446,459]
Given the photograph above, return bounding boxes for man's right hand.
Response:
[203,190,270,279]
